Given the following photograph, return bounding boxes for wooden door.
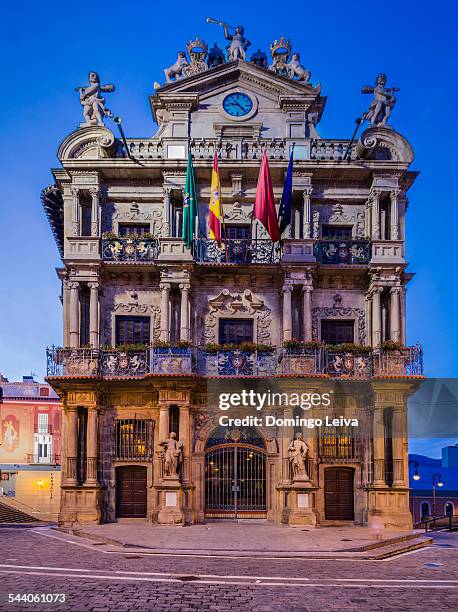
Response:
[116,466,147,518]
[324,467,354,520]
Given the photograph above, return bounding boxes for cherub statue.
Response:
[164,51,189,82]
[288,433,309,481]
[361,73,400,127]
[161,432,183,478]
[76,71,115,127]
[223,24,251,61]
[286,53,311,83]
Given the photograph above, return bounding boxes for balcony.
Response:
[193,239,281,264]
[314,240,371,265]
[26,453,60,465]
[46,345,423,378]
[101,237,159,263]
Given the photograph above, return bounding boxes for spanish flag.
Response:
[209,152,223,243]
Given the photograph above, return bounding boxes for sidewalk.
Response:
[59,522,432,559]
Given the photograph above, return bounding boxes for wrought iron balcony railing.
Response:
[101,237,160,262]
[193,239,281,264]
[314,240,371,264]
[46,345,423,378]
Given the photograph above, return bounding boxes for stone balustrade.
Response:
[46,345,423,378]
[310,139,357,161]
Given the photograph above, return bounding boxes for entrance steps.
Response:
[0,501,40,525]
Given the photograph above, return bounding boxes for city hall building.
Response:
[43,30,423,528]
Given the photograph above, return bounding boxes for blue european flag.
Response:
[278,146,294,235]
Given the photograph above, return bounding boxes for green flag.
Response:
[182,149,198,249]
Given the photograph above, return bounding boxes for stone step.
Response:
[0,501,39,524]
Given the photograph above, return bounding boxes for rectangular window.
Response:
[322,225,353,240]
[79,285,90,346]
[77,408,87,485]
[321,320,354,344]
[224,224,250,239]
[81,199,92,237]
[118,224,150,237]
[219,318,254,345]
[38,413,48,434]
[172,201,183,238]
[113,419,154,461]
[115,316,150,346]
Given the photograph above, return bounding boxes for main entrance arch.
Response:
[204,426,267,519]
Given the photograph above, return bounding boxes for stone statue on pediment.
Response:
[207,43,226,68]
[286,53,311,83]
[269,37,292,77]
[361,73,400,127]
[75,71,115,127]
[164,51,189,83]
[250,49,268,68]
[223,24,250,61]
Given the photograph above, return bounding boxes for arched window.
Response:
[421,501,431,518]
[445,502,454,517]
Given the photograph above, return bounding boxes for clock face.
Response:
[222,92,254,117]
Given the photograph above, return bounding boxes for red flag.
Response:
[252,150,280,242]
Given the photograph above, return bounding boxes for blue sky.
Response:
[0,1,457,416]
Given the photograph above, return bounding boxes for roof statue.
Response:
[250,49,268,68]
[207,43,226,68]
[207,18,251,61]
[164,51,188,83]
[75,72,115,127]
[286,53,311,83]
[183,37,209,77]
[361,73,400,127]
[269,37,292,76]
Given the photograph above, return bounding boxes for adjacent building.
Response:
[0,374,62,514]
[43,31,423,528]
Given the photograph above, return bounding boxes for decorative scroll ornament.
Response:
[183,37,209,77]
[312,294,366,343]
[204,289,272,343]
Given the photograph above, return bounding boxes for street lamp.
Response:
[409,460,420,481]
[432,473,444,517]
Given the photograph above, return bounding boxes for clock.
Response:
[222,92,254,118]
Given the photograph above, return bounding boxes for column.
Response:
[282,284,293,341]
[302,187,312,239]
[372,408,385,485]
[63,280,71,347]
[69,282,80,348]
[160,282,171,342]
[163,186,172,237]
[88,282,99,348]
[302,286,313,341]
[371,189,381,239]
[85,408,98,485]
[71,187,80,237]
[66,409,78,485]
[158,406,170,443]
[392,409,406,486]
[89,187,100,237]
[365,293,373,347]
[179,283,190,342]
[390,287,401,342]
[390,189,400,240]
[372,287,382,347]
[179,405,191,483]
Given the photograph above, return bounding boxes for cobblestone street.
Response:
[0,528,457,612]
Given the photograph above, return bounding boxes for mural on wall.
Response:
[2,415,19,453]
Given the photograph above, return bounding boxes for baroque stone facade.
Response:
[42,33,422,529]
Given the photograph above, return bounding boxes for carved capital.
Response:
[390,286,402,295]
[303,187,313,199]
[282,285,294,294]
[70,186,80,198]
[390,188,401,202]
[301,285,313,294]
[88,186,100,197]
[88,281,100,291]
[179,283,190,292]
[159,282,171,292]
[67,281,80,290]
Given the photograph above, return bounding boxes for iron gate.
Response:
[205,445,267,518]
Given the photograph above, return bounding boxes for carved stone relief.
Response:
[312,293,366,343]
[102,291,161,345]
[203,289,272,344]
[313,203,365,238]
